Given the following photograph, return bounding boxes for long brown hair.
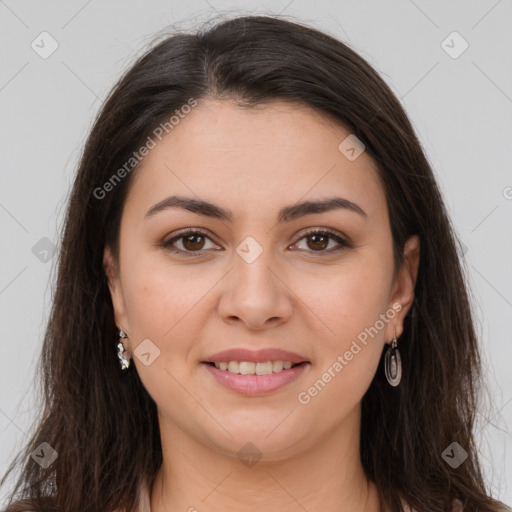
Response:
[1,14,508,512]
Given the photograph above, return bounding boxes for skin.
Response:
[104,99,420,512]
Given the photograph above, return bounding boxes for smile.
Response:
[201,361,310,396]
[208,360,300,375]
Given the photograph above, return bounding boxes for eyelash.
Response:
[160,227,351,257]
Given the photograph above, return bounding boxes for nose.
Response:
[217,244,294,330]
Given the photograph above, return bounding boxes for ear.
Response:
[385,235,420,341]
[103,245,130,334]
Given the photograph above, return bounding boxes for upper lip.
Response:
[203,348,309,364]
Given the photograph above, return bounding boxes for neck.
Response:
[150,405,381,512]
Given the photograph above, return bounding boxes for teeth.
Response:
[212,360,298,375]
[272,360,283,372]
[255,361,273,375]
[239,361,256,375]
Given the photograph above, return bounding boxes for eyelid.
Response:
[291,227,351,252]
[161,227,221,253]
[161,226,351,255]
[295,226,349,242]
[166,226,215,241]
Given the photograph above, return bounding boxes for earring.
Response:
[117,328,132,371]
[384,332,402,387]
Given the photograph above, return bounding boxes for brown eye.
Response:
[162,227,350,257]
[292,228,350,254]
[162,229,220,255]
[306,232,329,251]
[182,233,206,251]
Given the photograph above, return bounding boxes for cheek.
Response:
[122,269,196,340]
[299,258,393,346]
[119,258,212,408]
[293,255,393,403]
[120,249,222,361]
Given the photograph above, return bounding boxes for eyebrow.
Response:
[144,195,367,222]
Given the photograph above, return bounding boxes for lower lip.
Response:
[201,362,310,396]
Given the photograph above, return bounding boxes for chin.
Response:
[202,420,312,463]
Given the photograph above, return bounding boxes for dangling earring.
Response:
[117,328,132,371]
[384,332,402,387]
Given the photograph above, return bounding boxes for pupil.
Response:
[184,234,204,250]
[309,234,327,250]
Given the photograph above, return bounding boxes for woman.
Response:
[1,14,509,512]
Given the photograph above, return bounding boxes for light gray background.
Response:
[1,0,511,506]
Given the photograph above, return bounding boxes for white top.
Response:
[135,479,152,512]
[131,479,467,512]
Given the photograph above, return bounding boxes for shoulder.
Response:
[112,478,152,512]
[451,499,464,512]
[402,498,512,512]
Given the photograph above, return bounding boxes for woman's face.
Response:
[104,99,419,460]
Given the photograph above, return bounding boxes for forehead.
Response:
[124,99,386,222]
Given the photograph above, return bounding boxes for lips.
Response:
[202,359,310,396]
[202,348,309,364]
[201,347,311,396]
